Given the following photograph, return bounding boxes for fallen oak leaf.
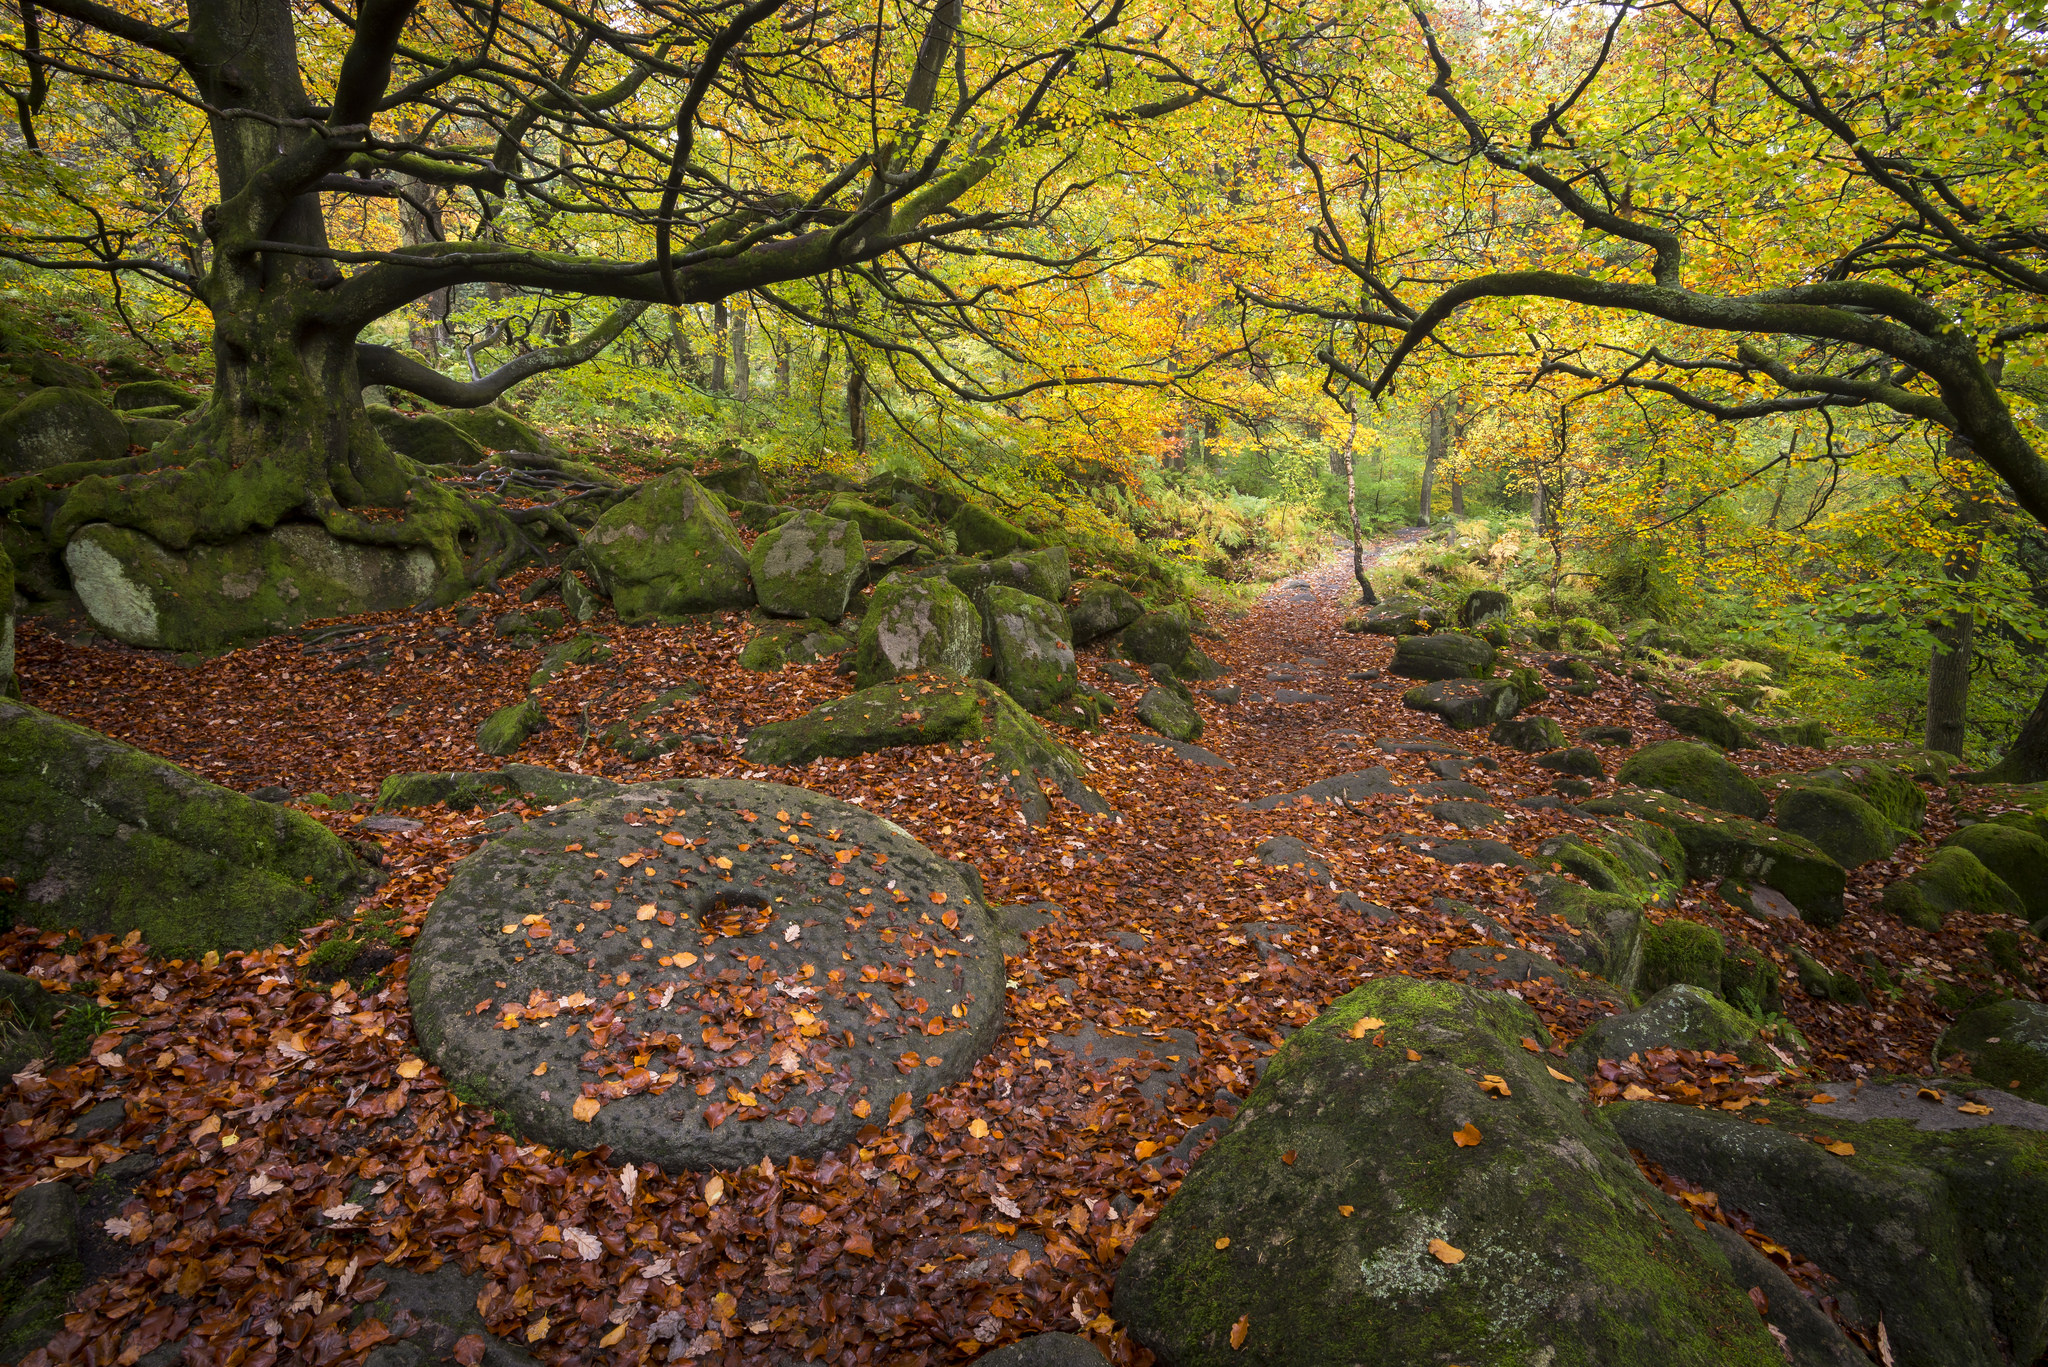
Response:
[1347,1015,1386,1039]
[395,1058,424,1079]
[1546,1066,1576,1083]
[1452,1123,1481,1148]
[1479,1074,1511,1097]
[572,1096,601,1122]
[1427,1238,1465,1264]
[1229,1315,1249,1350]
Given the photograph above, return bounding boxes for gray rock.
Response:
[1401,678,1519,730]
[1569,985,1776,1072]
[559,569,599,622]
[1699,1223,1869,1367]
[75,1099,128,1138]
[411,779,1005,1169]
[0,387,127,472]
[1114,979,1784,1367]
[1349,595,1448,635]
[1100,661,1145,687]
[1389,631,1496,680]
[1400,834,1529,869]
[1430,800,1504,830]
[854,575,982,688]
[0,700,370,954]
[1256,836,1331,882]
[475,697,544,757]
[1068,581,1144,646]
[66,521,446,651]
[1378,738,1470,756]
[1247,767,1407,809]
[1490,715,1566,752]
[1132,735,1229,768]
[748,511,864,620]
[355,1264,541,1367]
[1655,702,1750,750]
[1608,1099,2048,1367]
[1458,588,1512,627]
[1804,1078,2048,1133]
[1273,688,1334,703]
[579,470,755,622]
[1535,747,1606,779]
[0,1182,77,1281]
[1136,687,1202,742]
[1209,685,1241,703]
[1580,725,1633,746]
[1936,999,2048,1107]
[985,585,1078,713]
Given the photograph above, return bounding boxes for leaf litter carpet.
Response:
[7,541,2038,1366]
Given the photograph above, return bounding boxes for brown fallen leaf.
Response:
[1958,1101,1994,1115]
[1405,1049,1421,1061]
[395,1058,424,1079]
[1427,1238,1465,1264]
[1281,1149,1298,1165]
[1337,1205,1354,1217]
[571,1096,601,1122]
[1452,1123,1481,1148]
[1348,1015,1386,1038]
[1546,1065,1575,1083]
[1809,1093,1835,1104]
[1519,1037,1541,1053]
[1916,1087,1943,1102]
[1824,1140,1855,1156]
[704,1175,724,1205]
[1622,1083,1656,1101]
[1214,1236,1230,1249]
[971,1118,991,1139]
[1479,1074,1511,1097]
[1229,1314,1250,1350]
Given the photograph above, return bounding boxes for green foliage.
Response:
[51,999,113,1064]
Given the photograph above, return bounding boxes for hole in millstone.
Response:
[695,889,775,940]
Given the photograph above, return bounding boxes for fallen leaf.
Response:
[1519,1037,1541,1052]
[1479,1074,1511,1097]
[1214,1236,1230,1249]
[572,1096,601,1122]
[887,1091,914,1126]
[1405,1049,1421,1061]
[1958,1101,1994,1115]
[1546,1066,1575,1083]
[637,904,659,921]
[1452,1123,1482,1148]
[1338,1205,1354,1217]
[704,1175,724,1206]
[1809,1093,1835,1104]
[1281,1149,1297,1165]
[1916,1087,1943,1102]
[1824,1140,1856,1156]
[600,1324,627,1347]
[1427,1238,1465,1264]
[1229,1314,1250,1350]
[1132,1137,1157,1157]
[1348,1015,1385,1039]
[395,1058,424,1079]
[1622,1083,1656,1101]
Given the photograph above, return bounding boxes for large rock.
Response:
[1880,846,2025,930]
[1582,790,1845,924]
[942,547,1072,608]
[1654,702,1748,749]
[744,678,1107,822]
[1136,686,1201,742]
[438,405,564,457]
[1778,761,1927,830]
[580,471,754,622]
[1119,610,1195,672]
[1457,588,1511,627]
[694,451,777,505]
[1535,822,1683,904]
[1068,581,1144,646]
[983,586,1076,713]
[748,511,863,620]
[948,504,1039,556]
[822,495,939,549]
[366,405,486,465]
[0,700,370,952]
[1569,984,1774,1071]
[410,780,1005,1170]
[1609,1099,2048,1367]
[0,544,13,695]
[1943,823,2048,920]
[0,1180,81,1360]
[110,379,201,412]
[1771,785,1903,868]
[1113,978,1783,1367]
[1639,918,1724,994]
[854,575,981,688]
[64,520,445,650]
[0,387,128,471]
[1401,678,1518,730]
[1390,631,1496,680]
[1349,595,1447,636]
[476,698,544,757]
[1938,1000,2048,1105]
[1531,881,1646,991]
[1489,715,1565,753]
[1616,739,1768,818]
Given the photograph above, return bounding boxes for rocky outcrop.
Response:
[748,510,863,620]
[948,503,1039,555]
[983,586,1077,713]
[64,520,448,651]
[0,387,127,472]
[1114,978,1783,1367]
[579,471,755,622]
[1068,580,1145,646]
[1581,790,1845,924]
[0,700,370,953]
[1616,740,1768,818]
[1389,632,1496,680]
[854,575,982,687]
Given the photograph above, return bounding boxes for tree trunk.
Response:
[732,302,750,402]
[1342,408,1375,606]
[1929,459,1992,759]
[1450,476,1465,517]
[847,361,869,452]
[1980,681,2048,783]
[712,301,730,392]
[1418,401,1446,527]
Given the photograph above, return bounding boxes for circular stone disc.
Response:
[410,779,1004,1169]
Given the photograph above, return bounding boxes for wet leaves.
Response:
[1451,1123,1482,1147]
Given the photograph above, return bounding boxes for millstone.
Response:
[410,779,1005,1169]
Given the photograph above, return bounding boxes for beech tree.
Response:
[0,0,1197,593]
[1236,0,2048,778]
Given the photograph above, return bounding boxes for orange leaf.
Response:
[887,1091,913,1126]
[395,1058,424,1080]
[1546,1066,1575,1083]
[1622,1083,1656,1101]
[1452,1123,1482,1148]
[1809,1092,1835,1104]
[1214,1236,1230,1249]
[1405,1049,1421,1061]
[662,832,689,845]
[1347,1016,1386,1039]
[703,1176,724,1206]
[1520,1037,1541,1053]
[1427,1238,1465,1264]
[1478,1075,1511,1097]
[572,1096,601,1122]
[1134,1139,1159,1158]
[1958,1101,1994,1115]
[1229,1315,1249,1350]
[1824,1140,1855,1156]
[1338,1205,1354,1216]
[970,1118,991,1139]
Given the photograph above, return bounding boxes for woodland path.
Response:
[0,539,2007,1366]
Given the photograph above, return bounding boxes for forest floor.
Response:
[3,532,2034,1367]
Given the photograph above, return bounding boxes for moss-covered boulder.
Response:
[439,405,564,457]
[983,586,1077,714]
[376,763,618,812]
[1757,719,1831,748]
[1118,606,1229,680]
[1532,881,1646,991]
[1350,595,1448,636]
[748,511,863,620]
[1880,847,2026,930]
[0,1180,83,1360]
[941,547,1072,608]
[63,520,447,651]
[743,678,1107,822]
[1535,747,1606,779]
[854,576,981,688]
[1113,978,1782,1367]
[1401,678,1520,730]
[110,379,201,412]
[122,414,184,451]
[948,504,1040,555]
[1570,985,1776,1071]
[860,470,956,519]
[1639,919,1725,995]
[1653,702,1749,749]
[1771,785,1904,868]
[1609,1099,2048,1367]
[821,495,939,550]
[476,697,544,756]
[0,700,369,953]
[694,451,777,505]
[1616,740,1767,818]
[1390,631,1496,680]
[1719,943,1783,1016]
[1490,715,1565,753]
[1942,823,2048,921]
[580,471,755,622]
[739,618,852,671]
[1776,761,1927,830]
[1582,790,1845,925]
[0,387,128,472]
[0,544,13,696]
[1136,686,1202,742]
[1457,588,1511,627]
[1068,580,1145,646]
[1938,1000,2048,1105]
[366,404,487,465]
